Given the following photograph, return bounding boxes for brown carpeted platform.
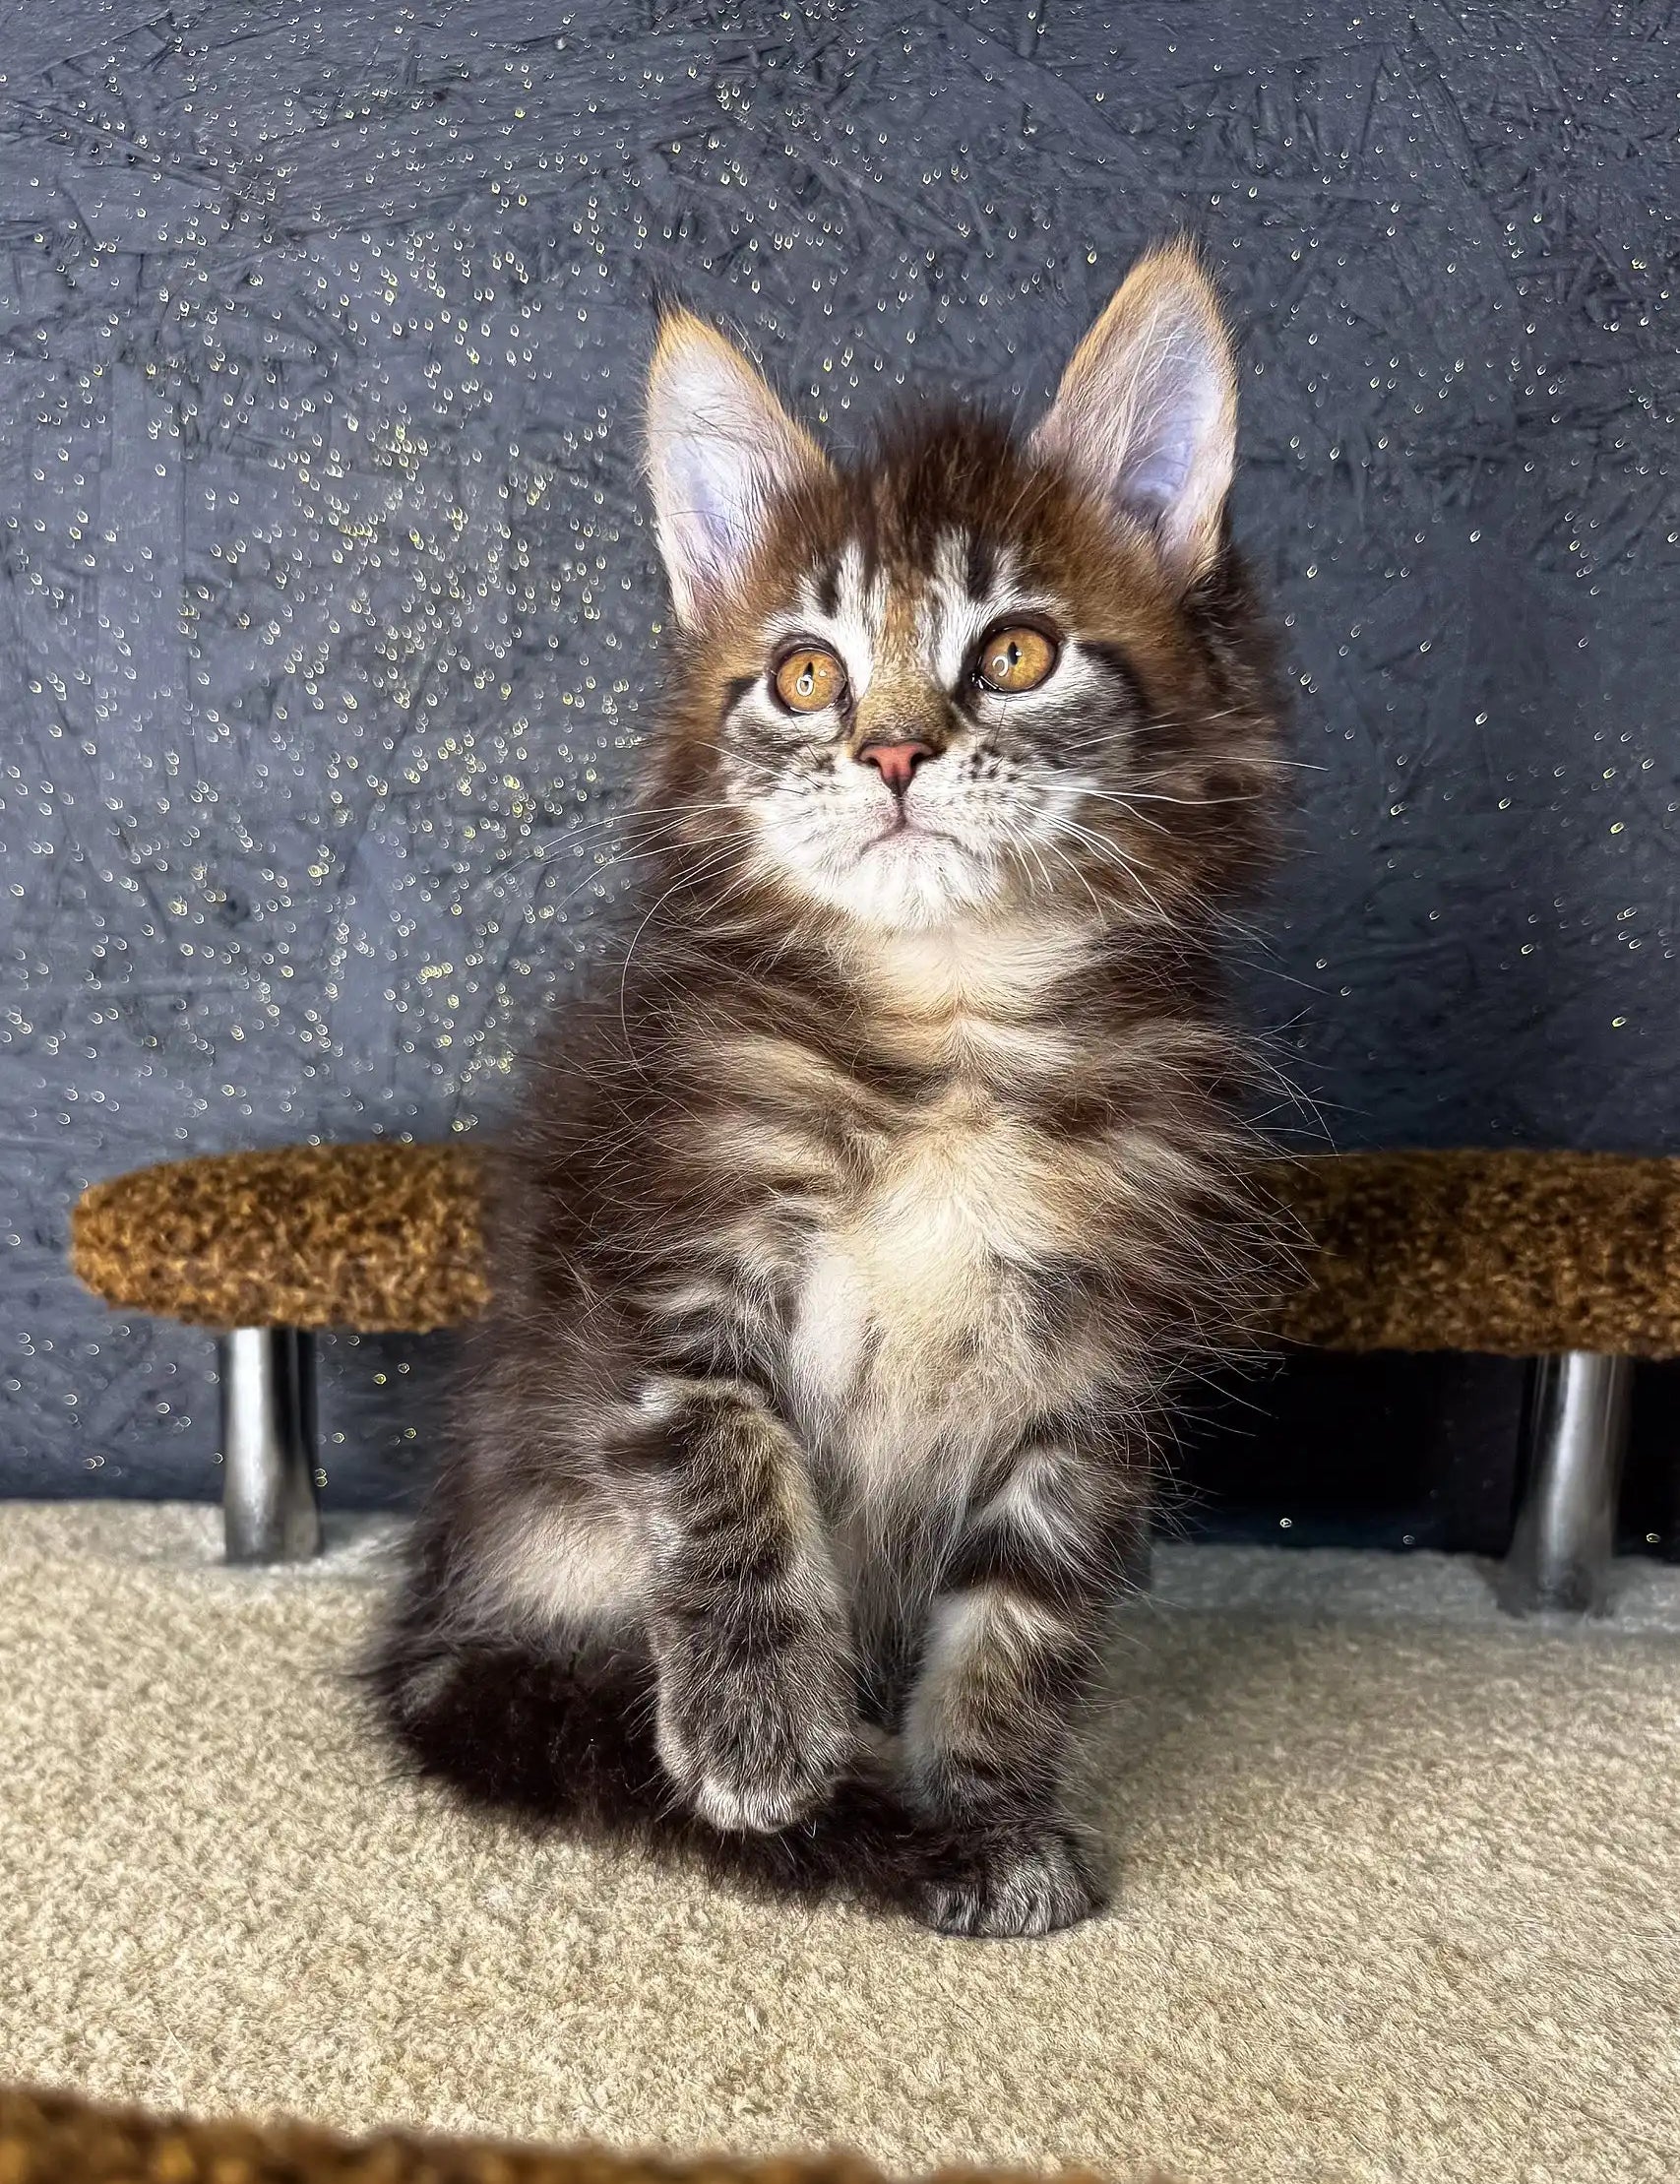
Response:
[71,1144,1680,1355]
[71,1142,489,1334]
[4,1503,1678,2184]
[1272,1148,1680,1354]
[0,2086,1081,2184]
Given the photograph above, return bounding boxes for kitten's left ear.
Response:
[646,310,831,627]
[1029,242,1236,593]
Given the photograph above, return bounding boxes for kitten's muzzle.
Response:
[856,739,935,796]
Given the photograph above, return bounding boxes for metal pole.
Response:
[1498,1351,1632,1617]
[218,1327,323,1565]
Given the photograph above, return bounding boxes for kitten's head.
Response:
[645,244,1281,934]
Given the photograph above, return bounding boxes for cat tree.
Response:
[71,1142,1680,1615]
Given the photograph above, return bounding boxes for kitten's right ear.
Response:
[646,311,831,628]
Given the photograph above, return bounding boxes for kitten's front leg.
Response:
[902,1426,1146,1937]
[630,1375,855,1834]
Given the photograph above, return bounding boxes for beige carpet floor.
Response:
[3,1502,1678,2184]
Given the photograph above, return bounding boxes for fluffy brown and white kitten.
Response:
[372,244,1287,1938]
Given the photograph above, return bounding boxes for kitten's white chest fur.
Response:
[786,919,1101,1491]
[789,1092,1053,1403]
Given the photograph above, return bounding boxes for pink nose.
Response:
[857,740,933,795]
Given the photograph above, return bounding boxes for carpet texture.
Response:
[3,1504,1678,2184]
[71,1143,1680,1353]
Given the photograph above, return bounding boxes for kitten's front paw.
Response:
[655,1635,854,1835]
[916,1821,1106,1940]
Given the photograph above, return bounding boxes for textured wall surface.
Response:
[2,1,1676,1502]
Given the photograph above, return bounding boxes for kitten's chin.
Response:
[768,822,1004,931]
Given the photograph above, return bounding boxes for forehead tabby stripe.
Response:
[964,530,998,602]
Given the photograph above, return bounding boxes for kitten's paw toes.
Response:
[657,1677,854,1835]
[681,1727,848,1834]
[916,1823,1106,1940]
[690,1768,819,1836]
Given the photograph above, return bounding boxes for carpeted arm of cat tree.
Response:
[1273,1147,1680,1355]
[71,1141,491,1335]
[0,2085,1081,2184]
[70,1141,1680,1356]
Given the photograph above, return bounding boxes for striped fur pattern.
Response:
[372,245,1288,1937]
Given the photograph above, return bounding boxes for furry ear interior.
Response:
[645,310,830,626]
[1029,243,1236,592]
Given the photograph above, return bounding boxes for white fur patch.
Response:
[471,1500,645,1636]
[975,1452,1079,1556]
[902,1585,1071,1765]
[865,915,1093,1018]
[786,1088,1096,1503]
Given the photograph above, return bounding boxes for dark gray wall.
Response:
[2,1,1676,1503]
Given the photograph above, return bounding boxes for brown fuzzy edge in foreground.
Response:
[0,2086,1143,2184]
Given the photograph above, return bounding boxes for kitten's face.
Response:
[706,464,1166,931]
[647,247,1276,932]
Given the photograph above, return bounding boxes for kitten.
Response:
[371,243,1287,1938]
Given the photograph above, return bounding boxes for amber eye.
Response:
[975,623,1057,695]
[773,646,847,714]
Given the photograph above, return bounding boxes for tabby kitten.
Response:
[372,243,1286,1938]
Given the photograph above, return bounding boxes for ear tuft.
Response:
[645,311,830,626]
[1029,242,1237,593]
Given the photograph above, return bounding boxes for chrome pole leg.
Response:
[218,1327,323,1565]
[1498,1351,1632,1616]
